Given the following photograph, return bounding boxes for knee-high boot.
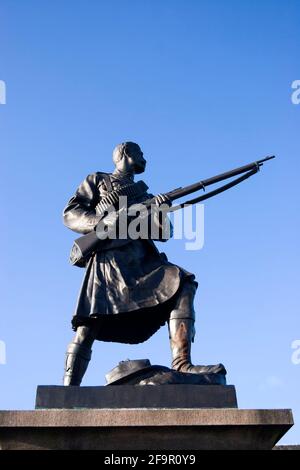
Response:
[63,342,92,386]
[168,281,226,375]
[169,317,226,374]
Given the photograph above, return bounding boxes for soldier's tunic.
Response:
[63,170,196,344]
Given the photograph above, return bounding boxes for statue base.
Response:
[35,384,237,409]
[0,362,293,449]
[0,407,293,450]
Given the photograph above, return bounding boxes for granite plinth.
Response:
[0,408,293,450]
[35,385,237,409]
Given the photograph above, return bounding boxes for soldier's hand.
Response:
[154,193,172,207]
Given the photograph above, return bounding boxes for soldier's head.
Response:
[112,142,146,174]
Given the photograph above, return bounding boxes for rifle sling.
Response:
[169,168,258,212]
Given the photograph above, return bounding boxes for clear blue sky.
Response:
[1,0,299,445]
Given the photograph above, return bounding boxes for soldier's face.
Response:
[128,147,146,174]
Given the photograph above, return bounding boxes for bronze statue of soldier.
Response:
[62,142,225,385]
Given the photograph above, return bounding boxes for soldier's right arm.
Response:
[63,173,103,234]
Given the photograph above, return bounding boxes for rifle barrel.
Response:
[167,155,275,202]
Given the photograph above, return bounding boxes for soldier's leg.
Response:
[168,280,226,374]
[63,324,98,386]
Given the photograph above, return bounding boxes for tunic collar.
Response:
[112,169,134,182]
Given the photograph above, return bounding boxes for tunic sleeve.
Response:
[63,173,102,234]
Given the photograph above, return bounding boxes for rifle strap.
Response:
[169,168,258,212]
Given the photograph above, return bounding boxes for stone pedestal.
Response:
[0,384,293,450]
[0,408,293,450]
[35,384,238,409]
